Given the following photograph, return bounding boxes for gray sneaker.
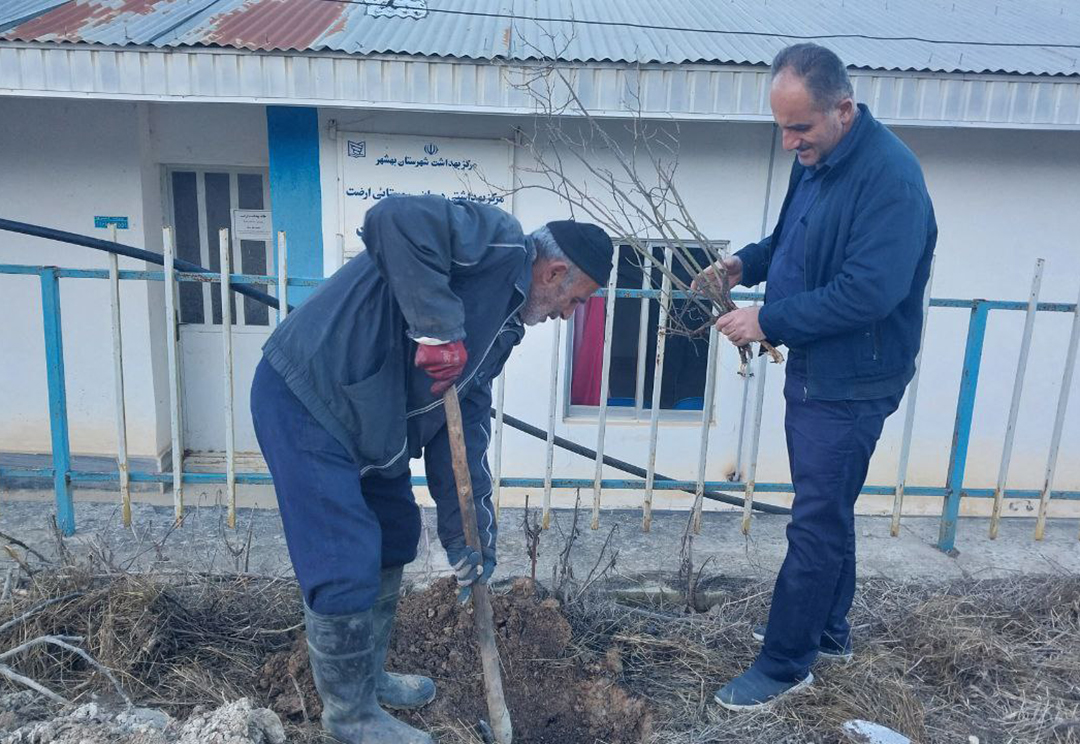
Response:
[715,666,814,711]
[751,624,854,663]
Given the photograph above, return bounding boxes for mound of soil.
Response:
[259,578,651,743]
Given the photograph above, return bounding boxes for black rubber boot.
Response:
[373,567,437,710]
[304,604,433,744]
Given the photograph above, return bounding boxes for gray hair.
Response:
[530,226,583,282]
[771,43,854,111]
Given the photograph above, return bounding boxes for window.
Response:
[166,168,272,327]
[567,242,728,419]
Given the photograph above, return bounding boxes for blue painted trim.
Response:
[5,467,1080,502]
[38,268,75,535]
[938,300,991,553]
[266,106,324,303]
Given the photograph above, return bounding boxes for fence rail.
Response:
[1,229,1079,552]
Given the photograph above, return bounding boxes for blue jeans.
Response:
[754,371,902,682]
[250,358,421,615]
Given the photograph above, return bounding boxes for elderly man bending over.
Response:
[250,194,613,743]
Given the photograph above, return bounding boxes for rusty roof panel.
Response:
[2,0,220,45]
[196,0,350,52]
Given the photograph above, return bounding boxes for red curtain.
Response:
[570,297,606,406]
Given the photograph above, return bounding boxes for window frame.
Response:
[563,239,729,424]
[163,165,274,335]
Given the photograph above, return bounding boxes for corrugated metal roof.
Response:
[2,0,1078,77]
[0,0,68,32]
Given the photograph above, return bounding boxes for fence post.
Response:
[741,352,768,535]
[162,227,185,524]
[990,258,1044,538]
[692,323,720,534]
[891,256,936,536]
[542,319,561,530]
[219,228,237,529]
[1035,279,1080,541]
[938,300,990,553]
[107,223,132,527]
[39,267,75,535]
[643,248,674,532]
[492,370,506,518]
[591,266,618,530]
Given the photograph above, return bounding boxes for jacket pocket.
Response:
[342,355,407,464]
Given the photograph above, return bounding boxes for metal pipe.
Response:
[990,258,1044,538]
[891,256,936,536]
[1035,278,1080,541]
[219,228,237,529]
[494,411,790,514]
[162,227,185,525]
[591,267,619,530]
[38,268,75,535]
[643,249,674,532]
[938,300,991,553]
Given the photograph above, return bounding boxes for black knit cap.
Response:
[545,220,614,286]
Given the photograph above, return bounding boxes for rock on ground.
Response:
[0,694,284,744]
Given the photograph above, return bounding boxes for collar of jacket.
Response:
[813,103,877,180]
[515,235,537,317]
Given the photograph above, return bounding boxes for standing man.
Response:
[251,194,612,743]
[699,44,937,709]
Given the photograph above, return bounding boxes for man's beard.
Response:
[520,283,561,325]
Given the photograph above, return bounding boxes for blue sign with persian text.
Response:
[94,216,129,229]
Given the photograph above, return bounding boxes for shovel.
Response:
[442,386,513,744]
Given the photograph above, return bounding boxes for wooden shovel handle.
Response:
[442,387,513,744]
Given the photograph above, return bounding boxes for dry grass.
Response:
[569,576,1080,743]
[0,563,1077,743]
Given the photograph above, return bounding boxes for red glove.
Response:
[414,341,468,395]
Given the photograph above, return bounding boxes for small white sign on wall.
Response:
[339,133,512,260]
[232,209,273,240]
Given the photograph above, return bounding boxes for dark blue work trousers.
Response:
[250,358,421,616]
[754,371,902,683]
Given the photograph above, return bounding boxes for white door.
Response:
[166,168,274,456]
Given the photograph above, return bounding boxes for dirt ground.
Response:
[260,577,653,743]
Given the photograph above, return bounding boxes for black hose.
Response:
[2,217,790,516]
[496,412,790,515]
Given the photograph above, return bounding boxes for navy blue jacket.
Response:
[262,196,533,564]
[737,105,937,400]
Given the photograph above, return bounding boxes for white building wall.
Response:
[0,98,162,459]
